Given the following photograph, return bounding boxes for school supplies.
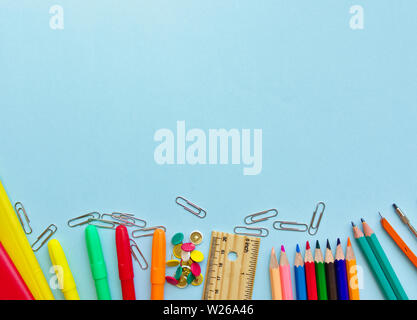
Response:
[279,245,293,300]
[324,240,338,300]
[32,224,57,252]
[392,204,417,239]
[0,179,54,300]
[304,241,318,300]
[116,225,136,300]
[14,202,32,234]
[0,242,34,300]
[85,225,111,300]
[335,238,349,300]
[176,196,207,218]
[269,247,282,300]
[202,231,260,300]
[130,239,149,270]
[379,213,417,268]
[47,239,80,300]
[273,221,308,232]
[132,226,167,238]
[346,237,360,300]
[294,244,307,300]
[308,202,326,235]
[151,228,166,300]
[314,241,328,300]
[244,209,278,224]
[351,222,396,300]
[361,218,408,300]
[234,226,269,237]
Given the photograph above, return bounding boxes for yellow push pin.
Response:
[166,259,180,267]
[190,250,204,263]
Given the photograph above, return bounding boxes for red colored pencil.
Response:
[304,241,318,300]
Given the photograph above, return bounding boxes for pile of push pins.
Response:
[165,230,204,288]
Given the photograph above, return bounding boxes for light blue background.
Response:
[1,0,417,300]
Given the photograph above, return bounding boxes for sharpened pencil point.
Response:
[360,218,365,223]
[326,239,331,249]
[306,241,310,250]
[351,221,356,227]
[347,237,352,247]
[281,245,285,252]
[296,244,300,253]
[337,238,341,246]
[393,203,398,210]
[316,240,320,249]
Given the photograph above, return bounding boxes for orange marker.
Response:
[379,212,417,269]
[151,228,166,300]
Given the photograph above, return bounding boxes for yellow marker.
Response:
[47,239,80,300]
[0,179,54,300]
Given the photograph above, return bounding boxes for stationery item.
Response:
[87,218,117,229]
[67,212,100,227]
[335,238,349,300]
[244,209,278,224]
[0,179,54,300]
[269,247,282,300]
[346,237,360,300]
[175,196,207,218]
[279,245,293,300]
[151,228,166,300]
[116,225,136,300]
[190,230,203,245]
[379,212,417,268]
[314,241,328,300]
[85,225,111,300]
[233,226,269,237]
[0,242,34,300]
[273,221,308,232]
[47,239,80,300]
[324,240,338,300]
[362,218,408,300]
[31,224,57,252]
[294,244,307,300]
[130,239,149,270]
[132,226,167,238]
[304,241,318,300]
[202,231,260,300]
[14,202,32,234]
[392,204,417,238]
[308,201,326,235]
[352,222,396,300]
[109,212,146,228]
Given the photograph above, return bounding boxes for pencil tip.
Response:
[337,238,341,246]
[271,247,275,255]
[378,211,383,219]
[351,221,356,227]
[296,244,300,253]
[347,237,352,246]
[360,218,365,223]
[316,240,320,249]
[281,245,285,252]
[326,239,331,249]
[393,203,398,209]
[306,241,310,250]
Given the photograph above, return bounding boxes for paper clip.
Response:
[244,209,278,225]
[130,239,148,270]
[67,212,100,227]
[131,226,167,238]
[233,226,269,237]
[31,224,58,252]
[308,201,326,235]
[175,196,206,219]
[87,218,117,229]
[112,212,147,228]
[14,202,32,234]
[273,220,308,232]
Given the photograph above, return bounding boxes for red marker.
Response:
[116,225,136,300]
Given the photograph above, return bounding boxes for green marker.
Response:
[314,240,328,300]
[362,218,408,300]
[352,222,396,300]
[85,225,111,300]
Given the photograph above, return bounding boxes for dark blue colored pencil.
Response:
[335,238,349,300]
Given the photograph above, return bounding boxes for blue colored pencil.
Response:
[335,238,349,300]
[294,244,307,300]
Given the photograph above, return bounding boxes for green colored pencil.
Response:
[352,222,396,300]
[314,240,328,300]
[362,218,408,300]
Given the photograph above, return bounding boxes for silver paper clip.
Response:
[130,239,148,270]
[175,196,206,219]
[233,226,269,237]
[87,218,117,229]
[31,224,57,252]
[14,202,32,234]
[308,201,326,235]
[273,220,308,232]
[244,209,278,224]
[112,212,147,228]
[131,226,166,238]
[67,212,100,227]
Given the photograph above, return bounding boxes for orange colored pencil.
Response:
[269,247,282,300]
[345,237,360,300]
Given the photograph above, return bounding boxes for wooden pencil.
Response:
[294,244,307,300]
[324,240,338,300]
[346,237,360,300]
[304,241,318,300]
[335,238,349,300]
[314,240,328,300]
[279,245,293,300]
[269,247,282,300]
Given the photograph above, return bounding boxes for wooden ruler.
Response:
[202,231,260,300]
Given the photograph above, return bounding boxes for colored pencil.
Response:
[352,222,396,300]
[314,240,328,300]
[269,247,282,300]
[304,241,318,300]
[362,218,408,300]
[294,244,307,300]
[379,212,417,269]
[335,238,349,300]
[346,237,360,300]
[324,240,338,300]
[279,245,293,300]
